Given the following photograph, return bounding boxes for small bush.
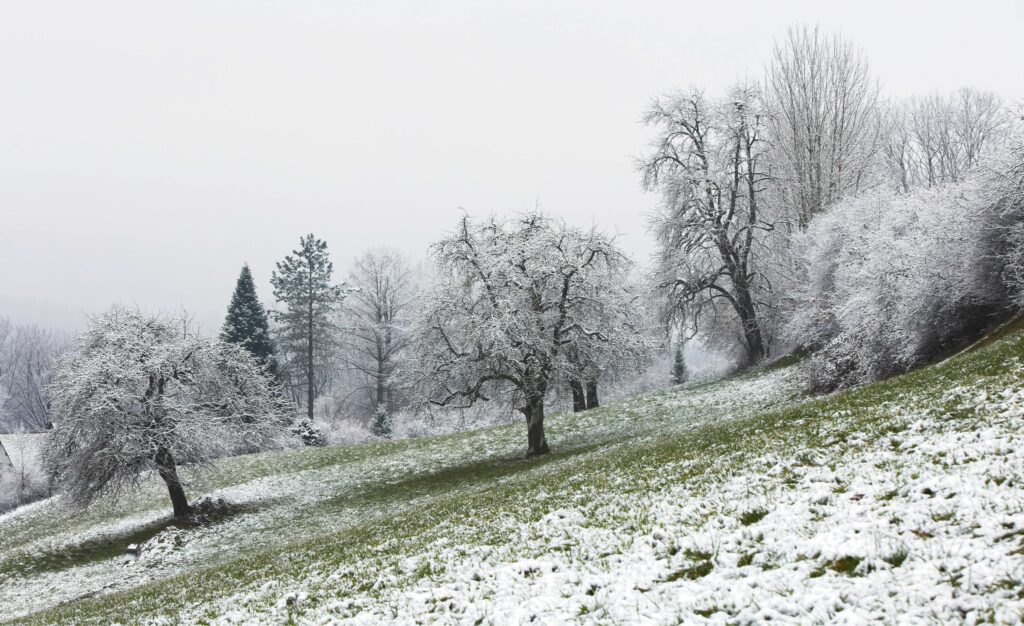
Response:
[371,407,392,439]
[291,419,326,447]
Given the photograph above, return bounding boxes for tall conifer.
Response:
[222,264,276,374]
[271,235,351,419]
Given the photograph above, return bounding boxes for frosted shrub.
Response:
[792,181,1013,390]
[320,419,377,446]
[991,126,1024,307]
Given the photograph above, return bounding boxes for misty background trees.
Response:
[764,25,886,228]
[0,319,66,432]
[885,88,1011,191]
[338,249,415,435]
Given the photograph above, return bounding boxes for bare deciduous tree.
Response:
[765,24,886,228]
[640,84,775,364]
[340,249,415,422]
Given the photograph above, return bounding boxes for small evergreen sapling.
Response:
[371,406,392,439]
[291,418,326,447]
[672,345,688,385]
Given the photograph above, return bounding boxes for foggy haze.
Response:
[1,0,1020,332]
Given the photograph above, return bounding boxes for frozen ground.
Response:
[2,325,1023,624]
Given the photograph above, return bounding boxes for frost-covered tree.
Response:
[271,234,352,419]
[764,24,886,228]
[42,308,291,519]
[221,264,276,374]
[640,84,777,364]
[339,249,414,420]
[411,213,649,456]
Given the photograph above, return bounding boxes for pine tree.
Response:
[671,344,688,385]
[271,234,351,420]
[221,265,276,374]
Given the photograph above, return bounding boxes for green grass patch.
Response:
[739,507,769,526]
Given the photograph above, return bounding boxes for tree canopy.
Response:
[411,213,650,456]
[43,308,291,518]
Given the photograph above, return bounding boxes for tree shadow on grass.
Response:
[0,497,280,580]
[319,439,609,516]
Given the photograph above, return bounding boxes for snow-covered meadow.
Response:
[2,325,1023,624]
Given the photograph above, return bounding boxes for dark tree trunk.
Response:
[729,268,767,365]
[585,381,599,409]
[376,347,386,414]
[521,396,549,457]
[569,380,586,412]
[155,446,192,519]
[307,300,315,420]
[736,293,766,365]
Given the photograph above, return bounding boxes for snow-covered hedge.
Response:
[994,125,1024,307]
[787,130,1024,389]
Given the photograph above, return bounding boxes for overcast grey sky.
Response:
[1,0,1021,332]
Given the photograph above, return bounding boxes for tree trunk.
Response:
[306,303,315,420]
[569,380,586,412]
[155,446,192,519]
[736,292,766,364]
[585,381,599,409]
[522,396,549,457]
[376,346,386,414]
[730,269,767,365]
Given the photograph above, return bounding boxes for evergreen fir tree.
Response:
[221,264,276,374]
[671,344,688,385]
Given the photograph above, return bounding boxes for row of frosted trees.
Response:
[221,213,655,455]
[38,213,655,518]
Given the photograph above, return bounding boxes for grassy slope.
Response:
[1,325,1023,624]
